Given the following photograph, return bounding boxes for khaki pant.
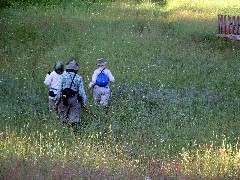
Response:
[93,85,111,106]
[58,94,81,123]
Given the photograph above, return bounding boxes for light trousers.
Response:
[58,94,81,123]
[93,85,111,106]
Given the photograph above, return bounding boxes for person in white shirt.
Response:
[88,58,115,107]
[44,61,64,117]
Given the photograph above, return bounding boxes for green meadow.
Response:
[0,0,240,179]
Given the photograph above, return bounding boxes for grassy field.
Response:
[0,0,240,179]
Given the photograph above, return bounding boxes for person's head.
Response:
[66,60,79,72]
[54,61,64,74]
[96,58,107,68]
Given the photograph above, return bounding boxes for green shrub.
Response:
[0,0,62,8]
[0,0,11,8]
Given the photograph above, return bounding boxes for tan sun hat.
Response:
[96,58,107,66]
[66,60,79,70]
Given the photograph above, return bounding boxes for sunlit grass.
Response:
[166,0,240,13]
[179,138,240,178]
[0,126,144,178]
[2,126,240,178]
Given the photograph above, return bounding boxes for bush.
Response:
[0,0,11,8]
[0,0,62,8]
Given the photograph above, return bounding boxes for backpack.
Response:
[96,69,108,87]
[61,73,77,106]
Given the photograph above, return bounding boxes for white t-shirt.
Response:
[44,71,63,99]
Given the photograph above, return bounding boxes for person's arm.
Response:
[107,69,115,83]
[78,77,87,104]
[88,69,99,89]
[55,75,64,102]
[44,72,53,86]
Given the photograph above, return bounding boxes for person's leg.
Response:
[93,86,101,105]
[100,88,110,106]
[58,102,69,124]
[68,96,81,135]
[49,98,58,117]
[71,122,80,136]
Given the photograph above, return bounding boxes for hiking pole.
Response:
[82,104,97,120]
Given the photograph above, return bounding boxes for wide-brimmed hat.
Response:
[66,60,79,70]
[96,58,107,66]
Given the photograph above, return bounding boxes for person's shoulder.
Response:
[50,71,56,75]
[76,74,83,81]
[48,71,58,78]
[52,71,63,76]
[104,68,112,73]
[94,69,100,73]
[61,71,67,76]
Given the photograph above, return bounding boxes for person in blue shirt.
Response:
[56,60,87,134]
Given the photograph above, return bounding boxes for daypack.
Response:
[61,73,77,106]
[96,69,108,87]
[62,88,76,98]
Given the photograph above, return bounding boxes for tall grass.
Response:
[0,0,240,178]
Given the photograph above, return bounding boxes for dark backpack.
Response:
[62,88,76,98]
[96,69,108,87]
[61,73,77,105]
